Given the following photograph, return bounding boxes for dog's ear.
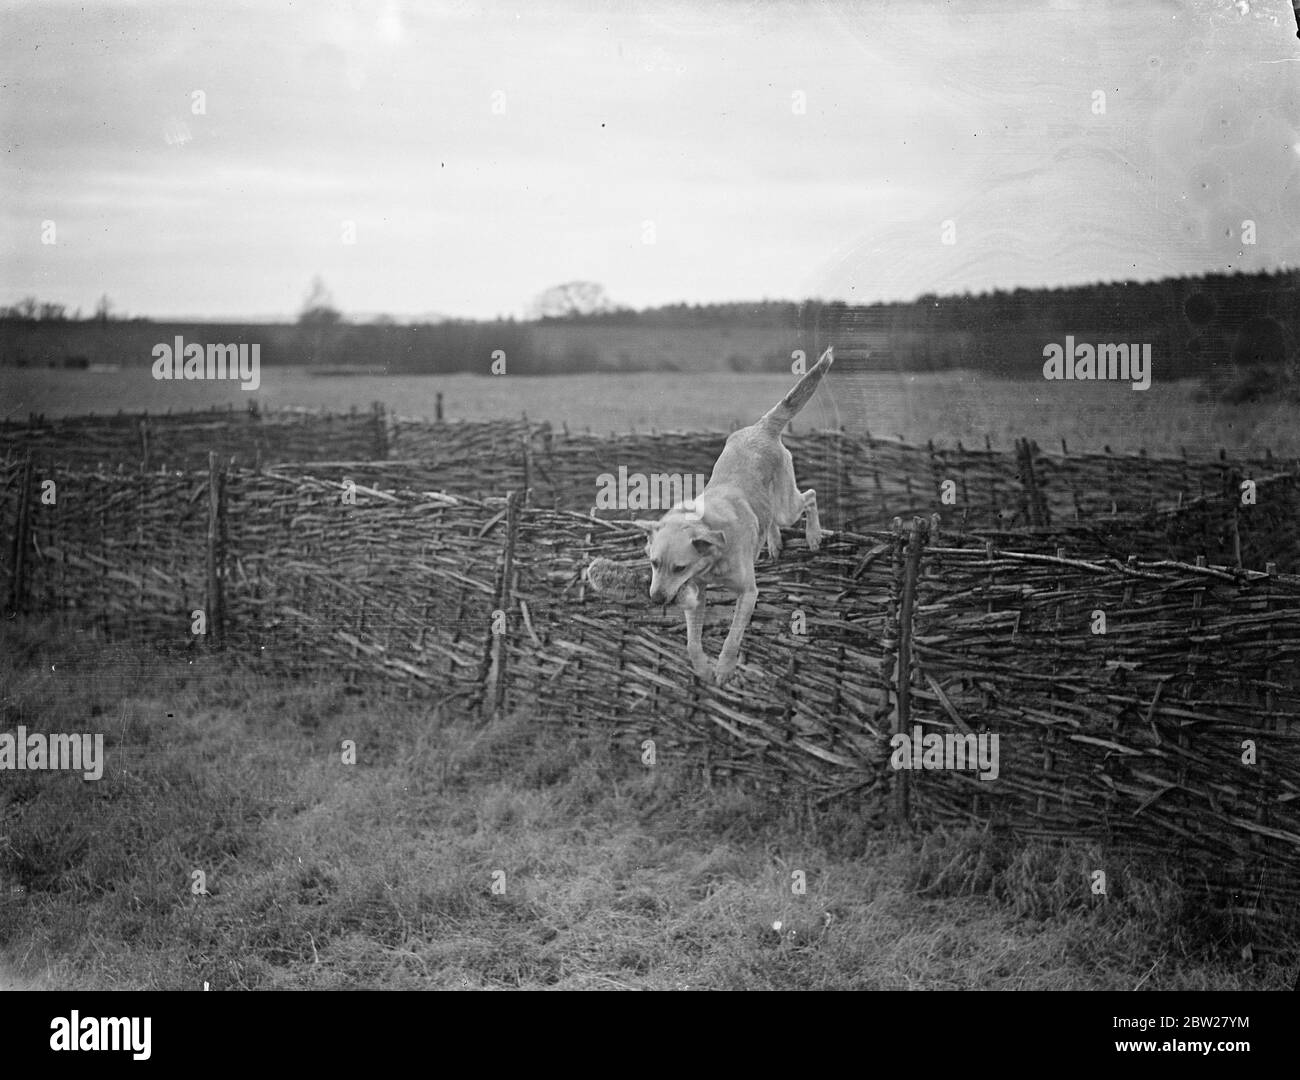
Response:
[632,519,660,534]
[692,529,725,555]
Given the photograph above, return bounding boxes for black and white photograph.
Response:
[1,0,1298,1023]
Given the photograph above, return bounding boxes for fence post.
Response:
[206,451,224,647]
[371,401,389,460]
[6,454,33,617]
[435,392,444,423]
[927,439,943,517]
[1227,467,1242,568]
[1017,437,1047,526]
[521,436,532,507]
[891,516,925,826]
[1264,562,1278,722]
[884,518,904,811]
[492,489,522,720]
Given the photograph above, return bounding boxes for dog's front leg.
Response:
[678,584,711,680]
[713,585,757,685]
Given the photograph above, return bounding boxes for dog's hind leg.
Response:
[765,523,783,560]
[678,585,711,680]
[800,489,823,550]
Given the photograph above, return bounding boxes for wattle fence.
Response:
[2,407,1299,916]
[6,404,1297,567]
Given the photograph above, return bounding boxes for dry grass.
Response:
[0,620,1292,990]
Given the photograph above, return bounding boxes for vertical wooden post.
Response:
[435,391,444,423]
[927,439,943,516]
[1228,468,1242,569]
[493,489,521,719]
[1186,554,1206,683]
[206,451,224,647]
[1031,440,1049,525]
[1040,543,1068,816]
[955,441,970,527]
[1104,445,1117,516]
[371,401,389,460]
[1017,437,1046,526]
[7,455,33,617]
[1262,561,1278,723]
[521,436,532,507]
[893,517,925,826]
[884,517,904,812]
[985,433,998,524]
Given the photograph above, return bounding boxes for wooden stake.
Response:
[206,451,223,647]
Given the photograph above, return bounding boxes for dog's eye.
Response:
[672,565,687,574]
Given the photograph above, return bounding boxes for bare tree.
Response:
[531,280,614,320]
[298,276,344,326]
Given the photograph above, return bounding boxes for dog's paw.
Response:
[712,657,739,686]
[806,529,823,552]
[690,654,712,680]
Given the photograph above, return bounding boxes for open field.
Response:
[3,364,1299,458]
[0,620,1291,991]
[3,363,1298,992]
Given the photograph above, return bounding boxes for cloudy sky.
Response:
[2,0,1298,321]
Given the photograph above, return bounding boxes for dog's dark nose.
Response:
[650,588,666,604]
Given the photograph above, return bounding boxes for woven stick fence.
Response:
[3,455,1298,913]
[0,403,390,473]
[5,406,1297,553]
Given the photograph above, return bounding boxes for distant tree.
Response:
[532,281,614,320]
[38,302,67,321]
[1,296,39,320]
[94,294,114,322]
[299,276,344,326]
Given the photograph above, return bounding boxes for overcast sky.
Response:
[2,0,1298,321]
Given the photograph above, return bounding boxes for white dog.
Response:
[636,348,833,684]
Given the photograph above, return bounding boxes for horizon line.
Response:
[3,266,1294,326]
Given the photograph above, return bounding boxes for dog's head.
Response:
[634,506,723,605]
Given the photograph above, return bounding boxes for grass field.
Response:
[4,364,1299,458]
[3,363,1298,991]
[0,620,1293,991]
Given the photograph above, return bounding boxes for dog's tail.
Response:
[758,347,833,432]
